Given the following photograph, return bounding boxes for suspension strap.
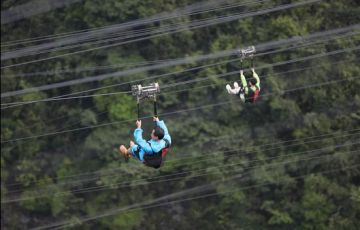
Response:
[137,98,140,121]
[154,97,158,118]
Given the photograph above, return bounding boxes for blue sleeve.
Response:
[156,120,171,145]
[133,128,152,153]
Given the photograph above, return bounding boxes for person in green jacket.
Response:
[226,67,261,103]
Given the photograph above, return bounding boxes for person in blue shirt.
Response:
[119,117,171,168]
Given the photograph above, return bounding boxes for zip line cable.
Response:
[2,37,356,140]
[6,128,359,189]
[2,75,359,144]
[0,0,297,61]
[4,131,358,197]
[3,27,357,80]
[2,33,359,108]
[5,111,358,190]
[2,23,358,98]
[53,148,360,201]
[1,29,358,109]
[26,30,360,100]
[1,0,267,57]
[0,0,324,70]
[6,148,359,205]
[35,28,360,99]
[45,164,359,230]
[1,1,358,227]
[4,99,359,189]
[3,141,358,204]
[2,55,357,147]
[0,0,273,60]
[1,0,259,47]
[2,108,358,195]
[2,52,357,143]
[15,57,359,139]
[0,58,194,79]
[160,46,360,89]
[1,0,252,47]
[1,0,83,25]
[29,163,360,230]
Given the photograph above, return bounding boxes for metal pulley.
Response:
[131,82,161,120]
[131,82,160,101]
[237,46,256,60]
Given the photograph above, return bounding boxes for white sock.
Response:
[233,82,240,94]
[226,84,232,94]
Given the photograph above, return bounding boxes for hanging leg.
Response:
[226,83,241,95]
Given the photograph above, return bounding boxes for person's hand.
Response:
[251,68,255,72]
[136,120,141,128]
[240,70,244,75]
[130,141,135,146]
[153,117,159,122]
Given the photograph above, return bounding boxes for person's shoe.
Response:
[119,145,130,162]
[226,84,232,94]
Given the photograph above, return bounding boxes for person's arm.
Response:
[154,117,171,145]
[240,70,248,94]
[133,120,152,153]
[252,68,260,89]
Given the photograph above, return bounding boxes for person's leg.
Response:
[129,144,143,161]
[226,83,240,95]
[119,144,132,161]
[233,82,241,94]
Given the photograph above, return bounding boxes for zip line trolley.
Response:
[131,82,160,120]
[237,45,256,69]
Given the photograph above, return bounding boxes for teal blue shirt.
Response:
[131,120,171,162]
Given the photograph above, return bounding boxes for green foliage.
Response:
[1,0,359,229]
[101,211,143,229]
[94,93,135,121]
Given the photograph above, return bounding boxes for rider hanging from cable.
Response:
[119,83,171,169]
[226,68,261,103]
[225,46,261,103]
[119,117,171,169]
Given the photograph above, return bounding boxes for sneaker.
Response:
[119,145,130,162]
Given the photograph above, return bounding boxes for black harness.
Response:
[236,85,260,103]
[143,139,171,169]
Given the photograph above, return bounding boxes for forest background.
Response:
[1,0,360,229]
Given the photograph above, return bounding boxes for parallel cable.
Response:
[1,0,258,47]
[2,75,359,144]
[4,25,356,80]
[4,130,358,197]
[31,162,360,229]
[5,117,359,190]
[1,1,265,57]
[0,0,324,70]
[0,0,266,60]
[2,23,358,98]
[3,141,358,204]
[2,35,359,108]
